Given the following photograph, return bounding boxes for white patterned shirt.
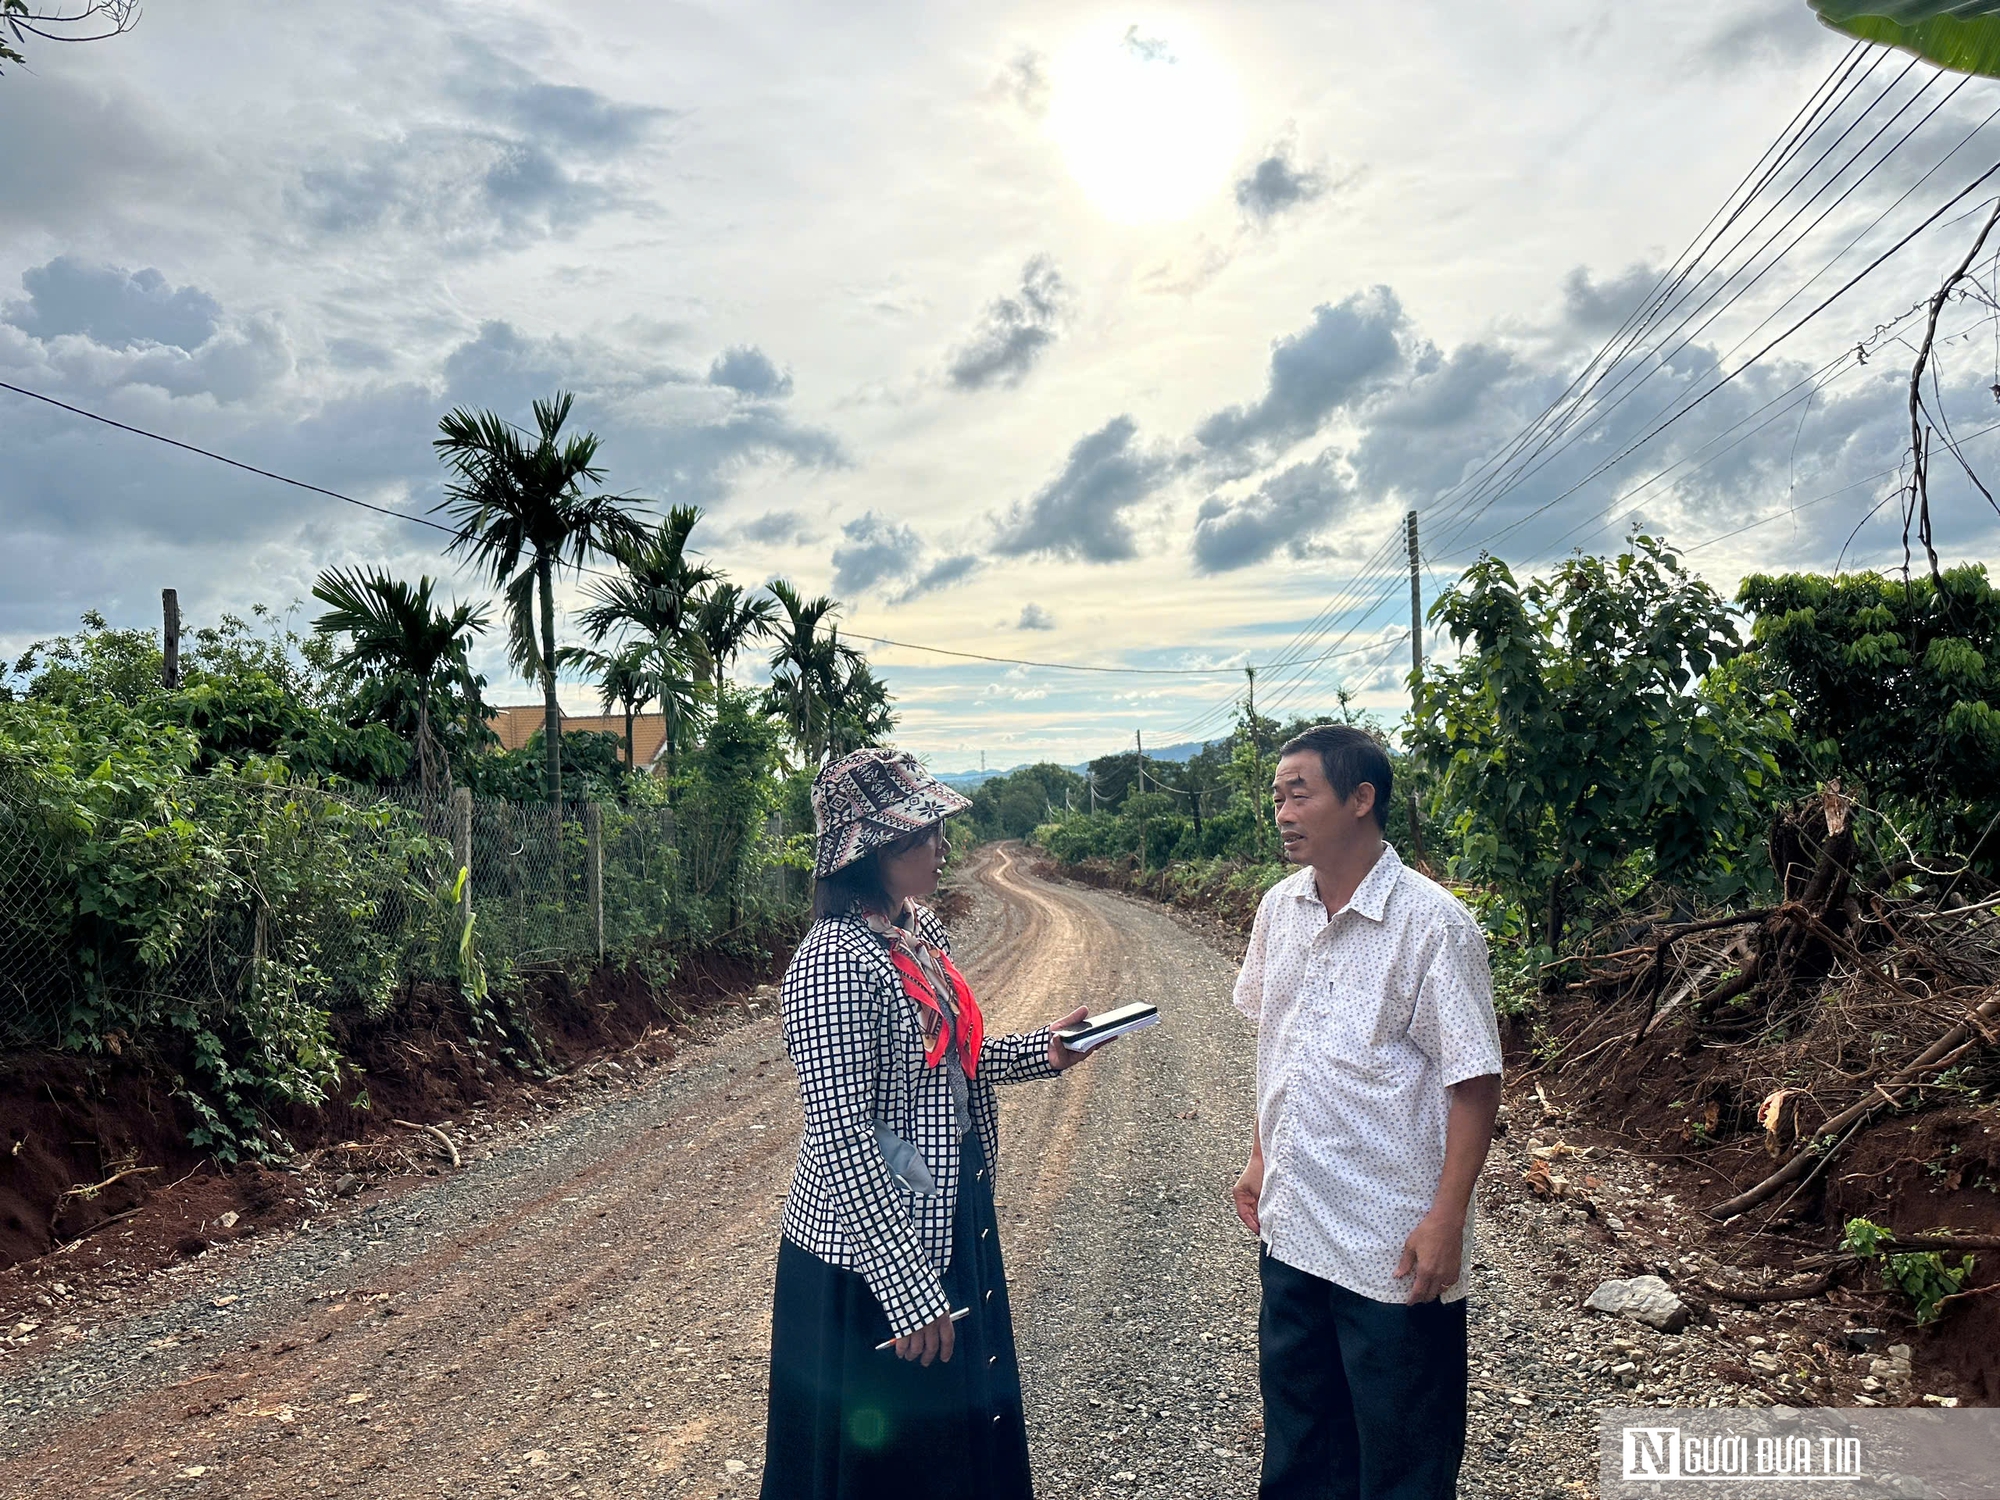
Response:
[1234,843,1503,1304]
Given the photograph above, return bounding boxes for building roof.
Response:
[486,705,671,769]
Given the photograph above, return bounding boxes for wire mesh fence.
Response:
[0,770,796,1051]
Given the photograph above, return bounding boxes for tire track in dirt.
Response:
[0,844,1266,1500]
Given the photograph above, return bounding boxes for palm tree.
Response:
[433,392,649,805]
[556,641,657,773]
[764,579,850,763]
[310,567,491,794]
[576,505,718,649]
[633,633,709,780]
[689,582,777,688]
[821,647,895,758]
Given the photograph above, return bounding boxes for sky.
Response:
[5,1,2000,770]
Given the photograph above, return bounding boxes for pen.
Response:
[875,1307,970,1351]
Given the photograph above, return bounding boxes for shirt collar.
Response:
[1291,842,1402,923]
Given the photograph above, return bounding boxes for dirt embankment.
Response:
[1044,841,2000,1407]
[0,946,790,1274]
[0,844,1988,1500]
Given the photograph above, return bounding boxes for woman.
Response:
[760,747,1098,1500]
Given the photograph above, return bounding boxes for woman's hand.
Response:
[893,1310,956,1366]
[1047,1006,1096,1071]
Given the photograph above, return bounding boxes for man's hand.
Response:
[1232,1137,1265,1236]
[1394,1211,1463,1303]
[1048,1006,1093,1070]
[893,1310,956,1366]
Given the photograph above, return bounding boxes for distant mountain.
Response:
[934,737,1220,790]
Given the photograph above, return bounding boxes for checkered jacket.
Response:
[777,904,1061,1338]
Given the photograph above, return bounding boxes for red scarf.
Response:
[865,911,985,1077]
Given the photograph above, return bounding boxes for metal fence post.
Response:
[453,786,472,935]
[586,801,605,960]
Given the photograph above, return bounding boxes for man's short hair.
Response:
[1278,723,1392,830]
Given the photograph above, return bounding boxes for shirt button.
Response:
[988,1355,998,1367]
[985,1289,994,1303]
[980,1228,990,1240]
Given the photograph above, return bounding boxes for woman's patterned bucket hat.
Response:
[811,747,971,877]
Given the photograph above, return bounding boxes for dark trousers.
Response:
[1257,1247,1468,1500]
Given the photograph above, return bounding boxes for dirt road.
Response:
[1,844,1731,1498]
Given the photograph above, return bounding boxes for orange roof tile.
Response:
[486,705,672,770]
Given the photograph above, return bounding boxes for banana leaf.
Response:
[1811,1,2000,77]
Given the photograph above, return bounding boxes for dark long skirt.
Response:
[760,1131,1033,1500]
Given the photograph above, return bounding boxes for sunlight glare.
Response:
[1046,19,1244,225]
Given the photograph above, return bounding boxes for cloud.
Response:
[994,415,1170,563]
[831,512,917,596]
[1192,450,1356,573]
[1194,287,1407,467]
[729,509,819,546]
[4,257,221,350]
[0,73,199,233]
[831,513,979,602]
[287,58,667,256]
[1235,148,1326,221]
[0,283,842,642]
[946,255,1070,391]
[990,48,1050,115]
[1017,603,1054,630]
[291,128,615,251]
[437,320,841,493]
[456,73,673,157]
[708,345,794,399]
[1560,263,1661,337]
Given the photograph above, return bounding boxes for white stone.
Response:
[1583,1275,1690,1333]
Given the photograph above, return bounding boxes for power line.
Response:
[0,378,472,543]
[0,376,1403,683]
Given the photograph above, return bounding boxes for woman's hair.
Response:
[811,823,940,922]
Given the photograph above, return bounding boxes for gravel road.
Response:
[0,844,1780,1499]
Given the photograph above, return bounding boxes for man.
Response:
[1232,723,1503,1500]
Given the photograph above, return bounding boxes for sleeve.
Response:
[783,940,952,1338]
[1408,911,1504,1087]
[979,1027,1062,1084]
[1232,889,1273,1021]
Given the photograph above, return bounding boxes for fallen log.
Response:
[391,1119,461,1169]
[1711,985,2000,1219]
[1697,1269,1837,1304]
[49,1164,159,1233]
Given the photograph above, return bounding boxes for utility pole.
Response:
[1134,729,1148,875]
[161,589,181,690]
[1405,510,1428,864]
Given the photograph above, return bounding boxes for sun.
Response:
[1045,19,1244,225]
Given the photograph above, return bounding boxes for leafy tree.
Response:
[764,580,857,763]
[1414,537,1790,951]
[556,640,658,774]
[1739,564,2000,866]
[821,645,895,758]
[1810,1,2000,79]
[577,505,718,651]
[310,568,490,794]
[690,582,777,687]
[1,0,137,73]
[633,632,710,781]
[12,609,407,784]
[433,392,648,805]
[966,763,1084,841]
